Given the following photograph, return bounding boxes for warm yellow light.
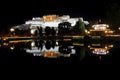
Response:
[43,52,57,58]
[3,43,8,46]
[106,25,109,28]
[105,30,107,33]
[92,25,95,28]
[3,37,8,41]
[108,45,114,48]
[109,31,114,33]
[43,15,57,21]
[87,31,90,34]
[85,29,90,34]
[85,29,88,33]
[105,46,108,49]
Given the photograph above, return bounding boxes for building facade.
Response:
[10,15,89,36]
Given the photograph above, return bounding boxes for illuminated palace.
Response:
[10,15,89,36]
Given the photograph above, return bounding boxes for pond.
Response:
[0,37,120,64]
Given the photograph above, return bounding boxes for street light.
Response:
[10,28,15,36]
[118,27,120,30]
[10,28,15,32]
[31,41,35,47]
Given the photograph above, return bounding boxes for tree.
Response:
[58,23,64,36]
[45,26,51,36]
[38,27,43,36]
[51,27,56,36]
[45,40,52,50]
[74,19,85,35]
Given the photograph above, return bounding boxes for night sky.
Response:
[0,0,120,30]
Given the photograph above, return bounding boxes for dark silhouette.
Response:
[45,40,52,50]
[58,22,71,35]
[106,3,120,29]
[45,26,51,36]
[51,27,56,36]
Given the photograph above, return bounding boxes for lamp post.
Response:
[10,28,15,36]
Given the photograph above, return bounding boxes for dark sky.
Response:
[0,0,120,30]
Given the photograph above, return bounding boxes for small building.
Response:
[87,24,114,38]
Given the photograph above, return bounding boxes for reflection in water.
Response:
[87,41,114,61]
[88,43,113,55]
[0,38,115,61]
[0,38,1,47]
[26,39,76,58]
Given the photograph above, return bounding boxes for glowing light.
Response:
[30,30,35,34]
[31,42,35,47]
[118,27,120,30]
[3,38,7,41]
[26,49,41,53]
[105,46,108,49]
[43,15,57,21]
[73,43,84,46]
[108,45,114,48]
[92,44,101,46]
[10,28,15,32]
[107,51,109,53]
[94,26,106,30]
[9,40,32,43]
[92,49,108,55]
[109,31,114,33]
[92,25,94,28]
[43,52,57,58]
[87,31,90,34]
[105,30,107,33]
[88,45,90,48]
[106,25,109,28]
[56,41,59,45]
[85,29,88,33]
[3,43,8,46]
[10,46,15,50]
[92,24,109,30]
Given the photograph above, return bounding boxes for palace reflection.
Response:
[25,39,76,58]
[0,38,115,61]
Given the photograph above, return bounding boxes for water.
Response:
[0,38,120,64]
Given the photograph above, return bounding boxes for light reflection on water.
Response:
[0,38,116,60]
[1,37,120,65]
[25,40,75,58]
